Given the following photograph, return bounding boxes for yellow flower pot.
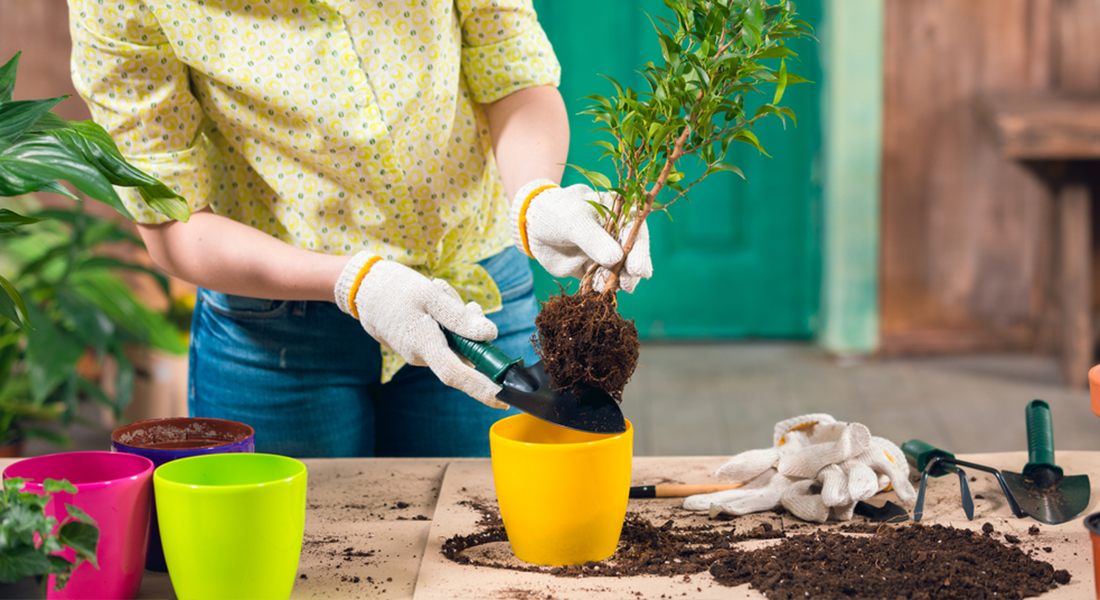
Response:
[490,413,632,566]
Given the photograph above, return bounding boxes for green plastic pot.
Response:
[152,453,307,600]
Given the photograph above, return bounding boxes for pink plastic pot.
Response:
[3,451,154,600]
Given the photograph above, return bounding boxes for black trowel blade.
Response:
[497,361,627,434]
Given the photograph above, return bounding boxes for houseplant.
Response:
[0,51,190,452]
[0,477,98,596]
[533,0,812,399]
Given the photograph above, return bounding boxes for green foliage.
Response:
[574,0,812,290]
[0,478,99,590]
[0,50,191,449]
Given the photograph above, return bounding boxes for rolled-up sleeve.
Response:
[68,0,210,223]
[456,0,562,105]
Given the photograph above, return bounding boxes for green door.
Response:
[530,0,822,339]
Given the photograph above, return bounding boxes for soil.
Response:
[114,420,248,449]
[442,500,1071,599]
[532,289,640,401]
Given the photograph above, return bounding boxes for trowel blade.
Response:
[1001,470,1091,525]
[497,361,627,435]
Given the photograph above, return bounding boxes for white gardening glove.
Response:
[510,179,653,293]
[334,252,506,408]
[781,437,917,523]
[682,468,797,515]
[682,414,868,516]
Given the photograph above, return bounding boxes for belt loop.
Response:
[293,301,307,317]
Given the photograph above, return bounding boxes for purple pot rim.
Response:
[110,417,255,450]
[2,451,155,490]
[111,435,255,456]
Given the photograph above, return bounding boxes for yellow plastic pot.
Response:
[153,453,307,600]
[490,413,632,566]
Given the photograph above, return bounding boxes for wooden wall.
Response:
[880,0,1100,354]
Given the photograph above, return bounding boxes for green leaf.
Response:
[565,164,613,192]
[70,271,187,354]
[138,185,189,222]
[61,504,96,527]
[75,256,171,300]
[58,522,99,569]
[705,162,747,181]
[0,52,20,104]
[773,59,788,104]
[0,136,123,210]
[0,274,28,329]
[733,129,770,157]
[586,200,613,220]
[43,479,77,494]
[25,111,72,134]
[0,208,43,235]
[22,302,86,403]
[0,97,67,144]
[0,545,52,583]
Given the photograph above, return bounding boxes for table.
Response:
[980,93,1100,389]
[2,453,1098,599]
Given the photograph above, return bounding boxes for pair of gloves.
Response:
[333,179,653,405]
[683,414,917,523]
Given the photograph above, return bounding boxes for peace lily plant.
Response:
[0,51,189,451]
[533,0,812,399]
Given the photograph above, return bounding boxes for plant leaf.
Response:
[58,522,99,569]
[0,97,66,143]
[705,162,747,181]
[0,52,20,104]
[23,302,86,403]
[773,59,788,104]
[0,274,28,329]
[62,504,97,527]
[0,208,43,235]
[43,479,78,494]
[0,545,52,583]
[564,164,613,192]
[0,136,123,210]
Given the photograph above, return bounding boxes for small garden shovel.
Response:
[443,330,627,434]
[1001,400,1091,525]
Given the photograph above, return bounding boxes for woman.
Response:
[67,0,650,457]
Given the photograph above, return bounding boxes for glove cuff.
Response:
[509,178,559,258]
[335,252,383,317]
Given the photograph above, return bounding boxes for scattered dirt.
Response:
[533,289,639,401]
[710,523,1071,599]
[442,500,1071,599]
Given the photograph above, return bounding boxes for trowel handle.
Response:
[1023,399,1063,477]
[902,439,955,477]
[442,329,523,384]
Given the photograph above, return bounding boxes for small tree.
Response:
[534,0,812,400]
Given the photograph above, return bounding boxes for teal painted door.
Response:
[529,0,822,339]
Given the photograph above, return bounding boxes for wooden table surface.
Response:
[2,453,1098,599]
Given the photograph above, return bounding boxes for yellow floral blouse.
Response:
[68,0,561,380]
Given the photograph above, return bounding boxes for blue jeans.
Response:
[188,247,536,458]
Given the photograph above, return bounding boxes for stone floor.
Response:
[26,342,1100,459]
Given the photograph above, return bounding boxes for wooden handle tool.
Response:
[629,483,745,498]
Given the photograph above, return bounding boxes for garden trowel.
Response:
[443,330,627,434]
[1001,400,1091,525]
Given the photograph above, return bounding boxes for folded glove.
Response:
[335,253,505,408]
[780,436,917,523]
[683,413,915,522]
[510,179,652,293]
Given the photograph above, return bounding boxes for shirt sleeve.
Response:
[456,0,562,104]
[68,0,211,223]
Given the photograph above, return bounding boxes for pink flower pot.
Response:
[3,451,154,600]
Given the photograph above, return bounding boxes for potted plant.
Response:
[533,0,812,399]
[0,477,99,598]
[0,51,190,454]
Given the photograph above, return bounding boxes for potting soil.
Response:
[441,501,1070,599]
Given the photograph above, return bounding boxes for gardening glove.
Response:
[780,438,918,523]
[682,414,871,516]
[682,468,798,515]
[510,179,653,293]
[335,252,506,408]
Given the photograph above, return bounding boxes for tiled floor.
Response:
[27,342,1100,459]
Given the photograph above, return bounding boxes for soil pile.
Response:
[711,523,1070,599]
[442,502,1070,599]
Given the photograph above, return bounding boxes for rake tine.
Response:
[942,463,975,520]
[943,458,1027,518]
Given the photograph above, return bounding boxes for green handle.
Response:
[1023,399,1063,477]
[442,329,523,384]
[902,439,955,476]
